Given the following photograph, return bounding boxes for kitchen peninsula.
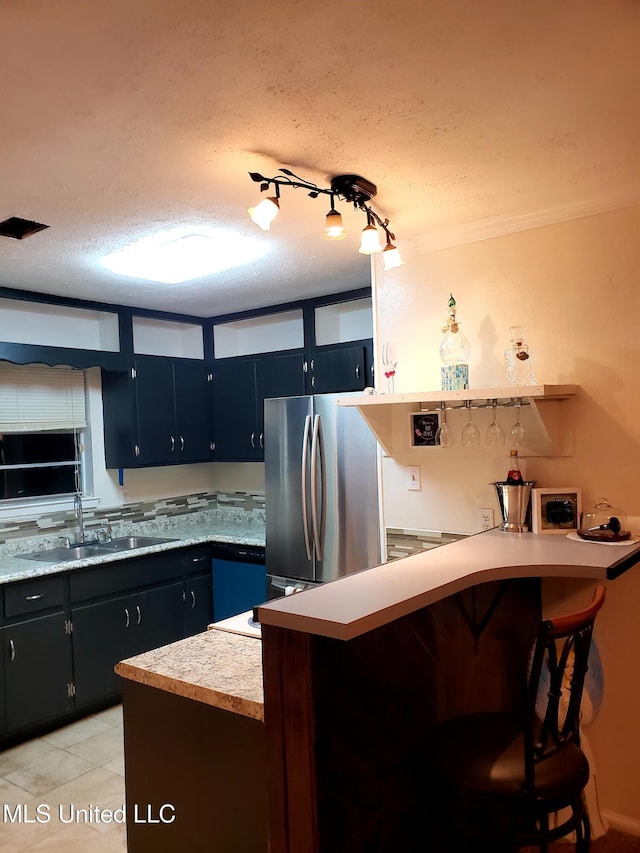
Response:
[116,529,640,853]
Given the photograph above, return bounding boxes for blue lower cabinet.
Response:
[212,558,267,621]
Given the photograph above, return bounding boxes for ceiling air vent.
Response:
[0,217,50,240]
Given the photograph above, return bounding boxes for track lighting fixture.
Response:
[248,168,404,269]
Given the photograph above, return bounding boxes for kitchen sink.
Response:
[98,535,178,551]
[21,535,178,563]
[22,543,115,562]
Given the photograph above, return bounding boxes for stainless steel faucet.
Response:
[73,493,85,545]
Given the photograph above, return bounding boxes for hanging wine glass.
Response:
[435,403,452,447]
[510,397,528,446]
[485,399,505,446]
[461,401,481,446]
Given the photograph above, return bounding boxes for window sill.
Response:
[0,495,100,522]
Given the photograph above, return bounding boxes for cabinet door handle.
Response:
[9,639,15,662]
[180,435,185,451]
[170,435,175,451]
[355,364,360,379]
[192,556,207,564]
[191,590,196,609]
[259,433,264,448]
[25,593,44,601]
[136,605,141,626]
[124,607,130,628]
[250,432,255,448]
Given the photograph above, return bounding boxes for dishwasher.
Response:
[211,543,266,622]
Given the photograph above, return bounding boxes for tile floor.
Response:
[0,706,127,852]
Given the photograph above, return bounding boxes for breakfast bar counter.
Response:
[255,528,640,853]
[256,527,640,640]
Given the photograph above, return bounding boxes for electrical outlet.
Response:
[478,508,494,531]
[407,466,421,491]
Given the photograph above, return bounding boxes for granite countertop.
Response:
[0,511,265,586]
[115,628,264,721]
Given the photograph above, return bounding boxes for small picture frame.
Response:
[411,412,440,447]
[532,487,581,535]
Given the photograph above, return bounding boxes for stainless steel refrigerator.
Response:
[264,393,381,598]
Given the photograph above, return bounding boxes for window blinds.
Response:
[0,363,86,431]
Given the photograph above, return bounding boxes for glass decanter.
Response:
[504,325,536,387]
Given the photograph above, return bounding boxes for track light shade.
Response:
[358,224,383,255]
[324,209,346,240]
[382,241,404,270]
[248,197,280,231]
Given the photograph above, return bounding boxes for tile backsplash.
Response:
[0,491,265,546]
[1,496,466,568]
[386,527,467,561]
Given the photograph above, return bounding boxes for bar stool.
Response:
[426,585,606,852]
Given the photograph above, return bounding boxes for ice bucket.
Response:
[493,481,536,532]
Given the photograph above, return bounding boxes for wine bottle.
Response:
[506,449,523,484]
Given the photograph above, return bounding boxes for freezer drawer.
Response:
[266,574,320,601]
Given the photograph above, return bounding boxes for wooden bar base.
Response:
[262,577,541,852]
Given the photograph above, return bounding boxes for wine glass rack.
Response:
[336,384,578,458]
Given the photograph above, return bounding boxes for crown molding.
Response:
[413,186,640,255]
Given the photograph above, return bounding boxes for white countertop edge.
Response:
[256,529,640,641]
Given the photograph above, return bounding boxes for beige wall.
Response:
[373,203,640,829]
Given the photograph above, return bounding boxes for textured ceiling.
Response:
[1,0,639,318]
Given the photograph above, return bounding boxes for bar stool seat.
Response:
[432,712,590,800]
[426,585,606,852]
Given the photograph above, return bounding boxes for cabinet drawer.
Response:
[5,575,66,619]
[69,551,182,603]
[183,545,213,576]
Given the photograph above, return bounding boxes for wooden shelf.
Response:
[336,384,579,457]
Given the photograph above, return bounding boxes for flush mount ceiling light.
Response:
[248,168,404,271]
[100,228,269,284]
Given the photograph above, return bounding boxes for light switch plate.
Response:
[407,466,421,491]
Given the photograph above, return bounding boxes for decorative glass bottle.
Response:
[504,325,536,386]
[440,293,470,391]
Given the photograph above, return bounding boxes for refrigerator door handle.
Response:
[301,414,313,561]
[310,413,326,561]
